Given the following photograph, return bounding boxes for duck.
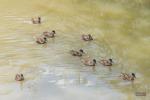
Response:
[43,30,56,38]
[99,58,113,66]
[82,34,93,41]
[70,49,84,57]
[36,36,47,44]
[32,16,41,24]
[15,74,24,81]
[82,59,96,66]
[120,73,136,81]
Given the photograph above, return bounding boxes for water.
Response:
[0,0,150,100]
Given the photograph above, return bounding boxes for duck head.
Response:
[38,17,41,23]
[109,59,113,63]
[79,49,84,53]
[93,59,96,65]
[88,34,93,40]
[52,30,56,34]
[21,74,24,77]
[132,73,136,78]
[44,37,47,41]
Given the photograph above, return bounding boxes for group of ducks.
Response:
[31,17,57,44]
[15,17,136,83]
[70,36,136,82]
[70,51,136,83]
[70,49,113,67]
[76,33,136,82]
[70,49,136,82]
[36,30,56,44]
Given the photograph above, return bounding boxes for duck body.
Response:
[43,30,56,38]
[36,36,47,44]
[32,17,41,24]
[70,49,84,57]
[99,59,113,66]
[120,73,136,81]
[82,59,96,66]
[82,34,93,41]
[15,74,24,81]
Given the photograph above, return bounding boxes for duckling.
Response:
[99,59,113,66]
[36,36,47,44]
[120,73,136,81]
[15,74,24,81]
[82,34,93,41]
[70,49,84,57]
[32,16,41,24]
[43,30,56,38]
[82,59,96,66]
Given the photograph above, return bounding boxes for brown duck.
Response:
[15,74,24,81]
[82,34,93,41]
[43,30,56,38]
[70,49,84,57]
[99,59,113,66]
[36,36,47,44]
[82,59,96,66]
[32,17,41,24]
[120,73,136,81]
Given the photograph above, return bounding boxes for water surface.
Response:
[0,0,150,100]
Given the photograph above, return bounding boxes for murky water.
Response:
[0,0,150,100]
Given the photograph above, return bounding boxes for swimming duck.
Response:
[82,34,93,41]
[36,36,47,44]
[32,16,41,24]
[120,73,136,81]
[82,59,96,66]
[70,49,84,57]
[15,74,24,81]
[43,30,56,38]
[99,59,113,66]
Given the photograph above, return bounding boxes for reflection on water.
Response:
[0,0,150,100]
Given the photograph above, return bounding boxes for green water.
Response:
[0,0,149,100]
